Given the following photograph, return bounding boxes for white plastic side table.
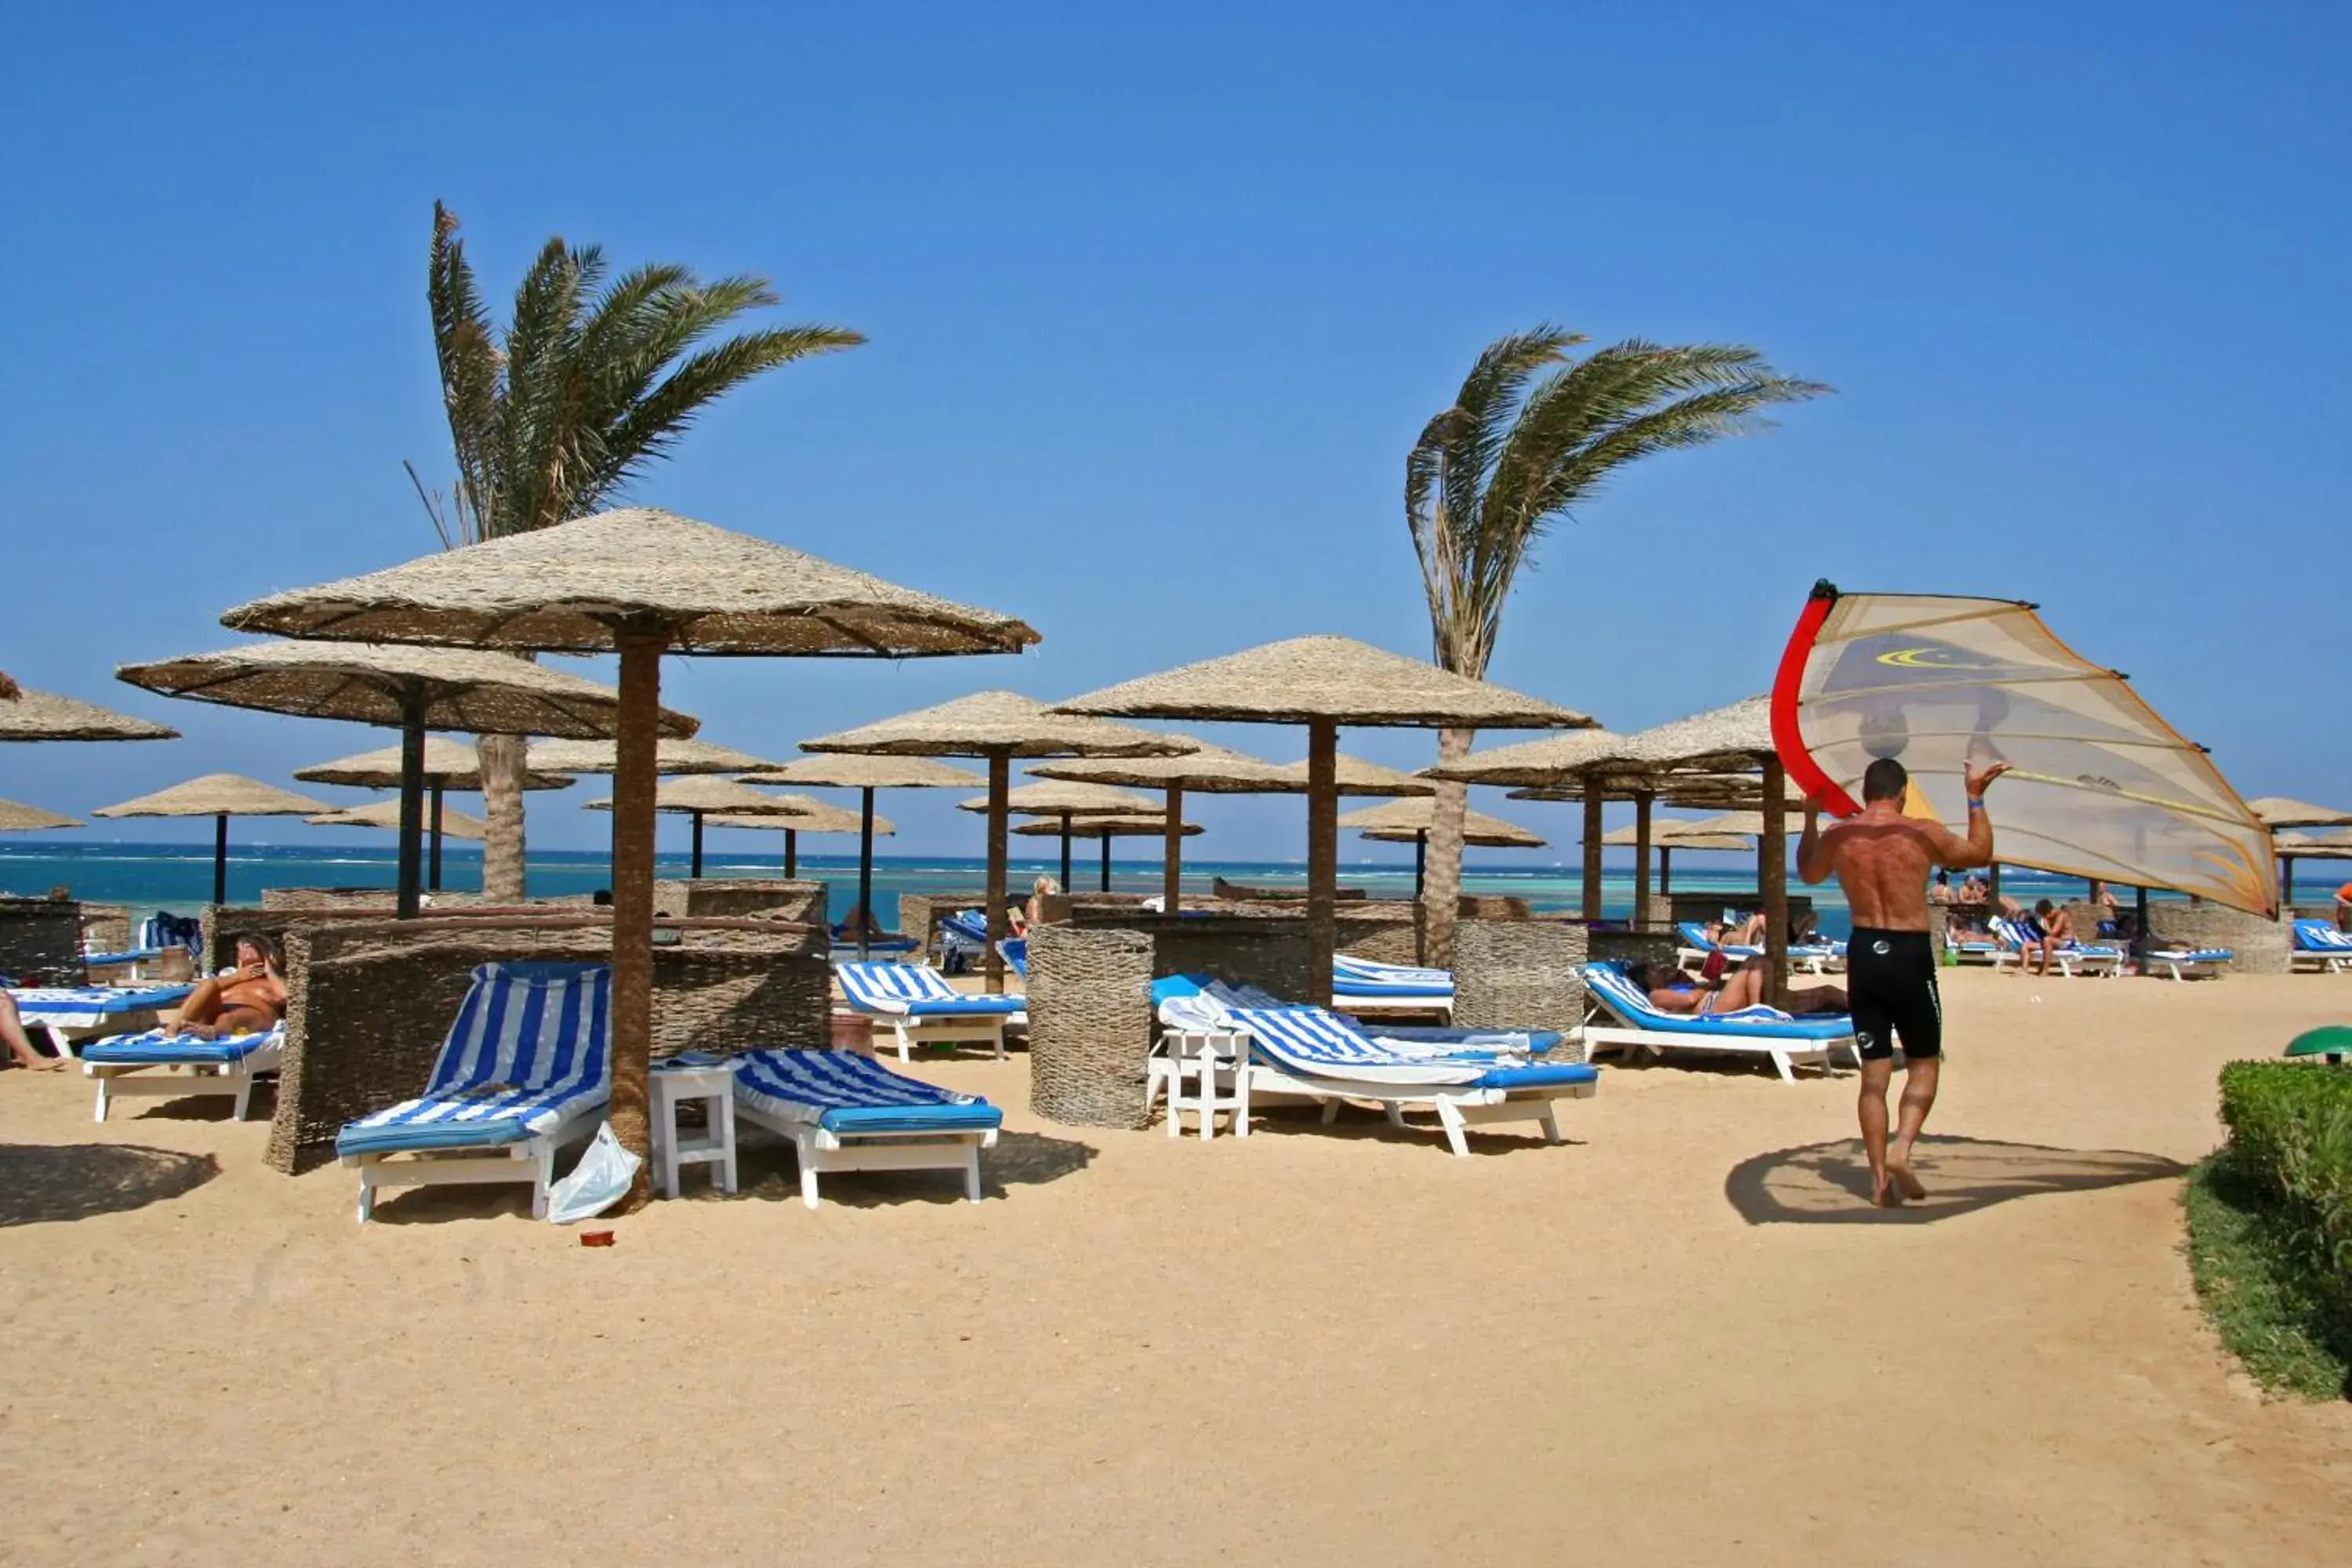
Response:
[650,1056,740,1198]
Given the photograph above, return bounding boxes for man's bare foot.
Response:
[1871,1169,1903,1207]
[31,1056,65,1072]
[1887,1152,1927,1202]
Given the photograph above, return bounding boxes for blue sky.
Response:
[3,2,2345,865]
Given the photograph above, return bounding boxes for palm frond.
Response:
[592,322,864,502]
[427,203,503,536]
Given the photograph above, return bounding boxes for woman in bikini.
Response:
[171,935,287,1039]
[1635,960,1847,1017]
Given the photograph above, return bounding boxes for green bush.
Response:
[2215,1062,2352,1365]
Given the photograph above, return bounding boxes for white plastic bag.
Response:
[546,1121,641,1225]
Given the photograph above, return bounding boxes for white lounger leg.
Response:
[963,1146,982,1202]
[797,1131,822,1209]
[93,1076,110,1124]
[1433,1097,1471,1158]
[1537,1102,1563,1145]
[356,1169,376,1224]
[1769,1049,1797,1084]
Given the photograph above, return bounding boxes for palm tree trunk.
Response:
[476,733,529,902]
[1421,727,1472,966]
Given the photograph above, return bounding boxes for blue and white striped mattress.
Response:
[7,984,195,1027]
[82,1023,282,1065]
[1331,955,1454,998]
[336,963,611,1157]
[733,1047,1002,1135]
[836,961,1025,1018]
[2293,920,2352,953]
[1228,1005,1595,1091]
[1582,962,1853,1041]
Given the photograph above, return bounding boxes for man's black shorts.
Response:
[1846,927,1941,1062]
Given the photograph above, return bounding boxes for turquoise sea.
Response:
[0,840,2108,938]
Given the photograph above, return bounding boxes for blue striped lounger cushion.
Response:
[835,961,1025,1016]
[1331,956,1454,997]
[336,962,611,1158]
[1229,1005,1599,1089]
[734,1047,1003,1135]
[81,1024,282,1065]
[2295,920,2352,951]
[1367,1024,1566,1058]
[1582,963,1854,1041]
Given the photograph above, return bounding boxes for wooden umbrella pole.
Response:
[984,752,1009,994]
[1761,755,1790,1008]
[690,811,705,879]
[1660,845,1675,900]
[1988,861,2002,903]
[784,828,797,880]
[1306,718,1338,1007]
[1414,832,1426,902]
[1632,791,1653,932]
[856,787,876,962]
[606,626,666,1207]
[2281,856,2295,907]
[1163,782,1185,913]
[1058,811,1072,893]
[394,696,426,920]
[1581,790,1605,921]
[1099,832,1111,892]
[428,784,446,892]
[212,812,228,906]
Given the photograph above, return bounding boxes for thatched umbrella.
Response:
[2271,828,2352,908]
[800,691,1191,991]
[1057,636,1588,1001]
[92,774,333,903]
[957,778,1156,892]
[2248,800,2352,905]
[1601,818,1751,899]
[582,775,820,878]
[734,753,983,960]
[221,505,1037,1207]
[707,796,892,880]
[1341,797,1543,898]
[0,797,82,832]
[1425,728,1661,924]
[117,641,688,919]
[296,737,572,891]
[311,799,488,840]
[1016,813,1203,891]
[528,736,779,775]
[0,687,179,742]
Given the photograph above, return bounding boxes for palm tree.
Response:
[1406,327,1827,963]
[417,203,863,898]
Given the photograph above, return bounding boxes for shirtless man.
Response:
[171,936,287,1039]
[1798,755,2009,1207]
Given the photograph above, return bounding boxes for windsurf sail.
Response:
[1771,581,2275,916]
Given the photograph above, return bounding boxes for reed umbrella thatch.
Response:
[296,738,572,891]
[1344,797,1543,897]
[1031,742,1432,913]
[707,796,891,880]
[957,779,1157,894]
[310,800,488,840]
[0,687,179,742]
[733,753,985,960]
[1056,635,1588,998]
[220,505,1037,1210]
[0,797,82,832]
[1015,813,1203,892]
[92,774,334,903]
[1599,818,1752,898]
[117,641,690,919]
[801,691,1192,991]
[2249,797,2352,829]
[527,737,778,776]
[582,775,816,878]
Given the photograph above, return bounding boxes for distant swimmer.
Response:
[1798,755,2009,1207]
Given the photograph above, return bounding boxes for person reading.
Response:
[1798,755,2009,1208]
[170,935,287,1040]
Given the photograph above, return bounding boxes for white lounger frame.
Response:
[1580,1005,1854,1084]
[2292,947,2352,975]
[85,1047,281,1124]
[734,1098,996,1208]
[343,1103,603,1222]
[2147,950,2230,981]
[1332,993,1456,1020]
[868,1011,1011,1063]
[1240,1065,1591,1156]
[1675,944,1836,977]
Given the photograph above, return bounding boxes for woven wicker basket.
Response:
[1026,924,1155,1128]
[2147,902,2288,975]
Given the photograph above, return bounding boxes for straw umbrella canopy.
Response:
[1343,797,1544,898]
[734,753,985,960]
[1017,813,1203,893]
[220,505,1038,1209]
[958,779,1157,894]
[528,736,779,776]
[296,737,572,892]
[582,775,817,878]
[1057,636,1590,1000]
[0,687,179,742]
[311,799,488,840]
[707,796,892,880]
[116,641,690,919]
[800,691,1193,991]
[0,797,82,832]
[2247,799,2352,906]
[1600,818,1752,899]
[92,774,333,903]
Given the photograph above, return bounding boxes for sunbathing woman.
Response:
[172,936,286,1039]
[1635,960,1847,1017]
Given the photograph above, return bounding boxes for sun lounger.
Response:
[829,927,921,962]
[2145,945,2234,981]
[335,961,612,1222]
[937,909,990,972]
[834,960,1026,1062]
[998,937,1027,978]
[1331,953,1456,1016]
[81,1022,284,1121]
[1674,922,1842,976]
[2290,920,2352,973]
[1988,916,2123,978]
[5,982,195,1060]
[1579,961,1855,1083]
[729,1047,1002,1207]
[1221,1004,1595,1156]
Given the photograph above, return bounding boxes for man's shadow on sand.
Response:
[1726,1134,2186,1225]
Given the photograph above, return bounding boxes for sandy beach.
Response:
[4,967,2348,1566]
